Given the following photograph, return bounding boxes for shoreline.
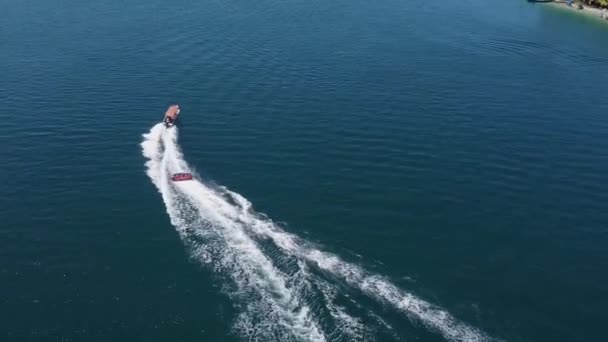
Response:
[544,1,608,23]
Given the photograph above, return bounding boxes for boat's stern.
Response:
[163,117,175,127]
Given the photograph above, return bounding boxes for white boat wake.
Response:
[141,123,494,342]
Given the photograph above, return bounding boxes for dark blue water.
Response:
[2,0,608,341]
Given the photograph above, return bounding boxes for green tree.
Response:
[580,0,608,9]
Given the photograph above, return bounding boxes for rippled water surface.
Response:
[2,0,608,341]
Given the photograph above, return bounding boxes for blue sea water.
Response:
[2,0,608,341]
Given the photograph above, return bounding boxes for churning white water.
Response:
[141,124,492,342]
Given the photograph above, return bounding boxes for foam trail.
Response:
[142,124,326,342]
[229,191,493,342]
[142,123,495,342]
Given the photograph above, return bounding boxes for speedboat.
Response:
[171,173,192,182]
[163,104,180,127]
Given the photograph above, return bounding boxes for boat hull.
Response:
[163,105,180,127]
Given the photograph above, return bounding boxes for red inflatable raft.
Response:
[171,173,192,181]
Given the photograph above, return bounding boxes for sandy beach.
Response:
[547,1,608,22]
